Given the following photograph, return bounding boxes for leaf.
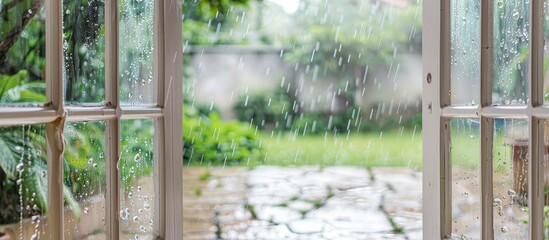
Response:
[63,185,81,220]
[0,70,26,100]
[0,135,19,178]
[1,82,46,103]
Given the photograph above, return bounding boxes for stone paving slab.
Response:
[183,166,423,239]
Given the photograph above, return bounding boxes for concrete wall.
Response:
[186,46,423,121]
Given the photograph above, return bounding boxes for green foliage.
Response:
[234,90,293,130]
[182,0,251,45]
[184,112,263,166]
[0,70,45,104]
[285,0,421,112]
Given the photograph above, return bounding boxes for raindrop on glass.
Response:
[16,163,24,172]
[501,226,508,233]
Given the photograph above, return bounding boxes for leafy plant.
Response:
[184,112,263,166]
[0,71,81,224]
[234,90,293,130]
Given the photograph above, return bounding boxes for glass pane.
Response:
[543,1,549,105]
[63,122,107,239]
[492,1,529,106]
[119,0,154,105]
[0,125,47,239]
[63,0,106,105]
[493,118,528,238]
[450,0,480,106]
[0,3,46,107]
[450,118,481,239]
[120,119,156,239]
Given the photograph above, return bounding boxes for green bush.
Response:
[183,113,263,166]
[234,90,293,130]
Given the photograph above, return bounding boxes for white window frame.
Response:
[0,0,183,239]
[423,0,544,239]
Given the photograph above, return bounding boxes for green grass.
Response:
[257,130,422,168]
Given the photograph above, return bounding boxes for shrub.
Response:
[183,113,263,166]
[234,90,293,130]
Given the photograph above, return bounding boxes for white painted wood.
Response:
[422,0,444,238]
[45,0,65,239]
[105,0,120,238]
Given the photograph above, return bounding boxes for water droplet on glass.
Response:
[133,216,139,222]
[16,163,24,172]
[512,10,520,20]
[93,163,98,168]
[137,186,142,191]
[134,153,142,162]
[30,233,38,240]
[31,215,40,223]
[140,225,147,232]
[88,158,94,165]
[143,202,150,211]
[493,198,502,207]
[501,226,508,233]
[84,207,89,214]
[508,189,516,197]
[16,179,23,185]
[120,208,130,220]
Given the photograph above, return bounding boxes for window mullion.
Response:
[105,0,120,239]
[153,1,166,237]
[159,0,183,238]
[45,0,65,239]
[479,0,495,239]
[528,0,544,238]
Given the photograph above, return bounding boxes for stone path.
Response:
[183,166,423,240]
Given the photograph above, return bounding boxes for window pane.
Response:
[450,0,480,106]
[450,118,480,239]
[63,0,106,105]
[0,3,46,107]
[0,125,47,239]
[120,119,156,239]
[543,1,549,105]
[119,0,154,105]
[63,121,107,239]
[493,118,528,238]
[492,1,529,106]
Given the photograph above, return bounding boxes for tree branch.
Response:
[0,0,45,64]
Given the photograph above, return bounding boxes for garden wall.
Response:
[186,46,423,120]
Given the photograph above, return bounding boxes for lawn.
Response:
[257,129,423,168]
[255,128,515,170]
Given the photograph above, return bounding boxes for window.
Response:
[424,0,546,239]
[0,1,182,239]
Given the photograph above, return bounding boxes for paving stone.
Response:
[255,205,302,223]
[287,219,325,234]
[183,167,422,239]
